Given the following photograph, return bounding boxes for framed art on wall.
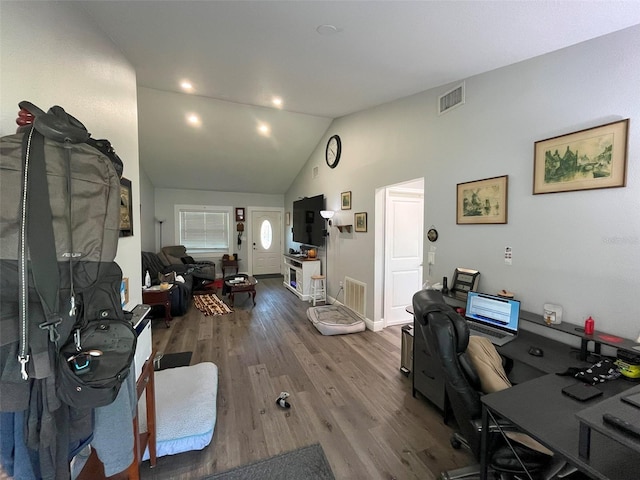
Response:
[533,119,629,194]
[354,212,367,232]
[341,191,352,210]
[456,175,508,225]
[119,177,134,237]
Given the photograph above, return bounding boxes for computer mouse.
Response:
[528,346,544,357]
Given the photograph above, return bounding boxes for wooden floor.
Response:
[140,276,472,480]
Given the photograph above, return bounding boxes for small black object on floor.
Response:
[154,351,193,371]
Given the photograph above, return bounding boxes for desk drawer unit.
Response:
[412,322,447,411]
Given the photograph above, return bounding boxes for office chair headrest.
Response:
[412,289,469,353]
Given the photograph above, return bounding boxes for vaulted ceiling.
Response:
[78,1,640,194]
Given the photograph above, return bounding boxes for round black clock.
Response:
[325,134,341,168]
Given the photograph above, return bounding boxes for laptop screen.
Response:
[465,292,520,334]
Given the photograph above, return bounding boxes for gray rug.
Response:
[205,443,334,480]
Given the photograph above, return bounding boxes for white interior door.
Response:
[384,188,424,326]
[251,210,282,275]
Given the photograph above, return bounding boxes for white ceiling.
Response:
[77,1,640,194]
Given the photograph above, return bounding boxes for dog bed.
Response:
[306,304,366,335]
[141,362,218,460]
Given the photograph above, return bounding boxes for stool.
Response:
[310,275,326,306]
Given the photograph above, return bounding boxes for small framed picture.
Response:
[119,177,134,237]
[235,207,245,222]
[354,212,367,232]
[456,175,508,224]
[341,191,352,210]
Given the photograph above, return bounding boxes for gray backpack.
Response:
[0,102,135,476]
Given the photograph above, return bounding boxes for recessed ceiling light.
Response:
[180,80,194,92]
[187,113,201,126]
[258,123,270,136]
[316,24,342,36]
[272,96,283,108]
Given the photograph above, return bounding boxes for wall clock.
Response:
[325,134,341,169]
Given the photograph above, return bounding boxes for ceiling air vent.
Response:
[312,165,319,179]
[438,82,465,115]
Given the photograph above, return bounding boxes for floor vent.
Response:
[438,82,465,115]
[344,276,366,317]
[312,165,319,179]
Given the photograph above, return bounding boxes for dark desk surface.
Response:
[498,329,590,376]
[576,383,640,456]
[482,374,640,480]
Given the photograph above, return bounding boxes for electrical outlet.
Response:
[339,280,343,287]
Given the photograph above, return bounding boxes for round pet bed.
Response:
[141,362,218,460]
[306,305,366,336]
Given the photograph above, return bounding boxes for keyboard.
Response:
[469,323,506,339]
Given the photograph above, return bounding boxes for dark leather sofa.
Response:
[141,251,194,316]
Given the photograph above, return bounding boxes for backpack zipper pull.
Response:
[18,354,30,380]
[69,294,76,316]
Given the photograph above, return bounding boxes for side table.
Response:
[142,285,174,327]
[221,258,239,277]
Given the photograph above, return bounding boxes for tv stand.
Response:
[283,254,320,301]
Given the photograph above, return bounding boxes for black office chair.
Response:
[412,289,551,480]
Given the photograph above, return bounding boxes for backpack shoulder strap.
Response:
[18,127,63,379]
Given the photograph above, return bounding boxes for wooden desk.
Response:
[127,351,157,480]
[142,286,174,327]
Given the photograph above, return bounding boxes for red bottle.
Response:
[584,316,595,335]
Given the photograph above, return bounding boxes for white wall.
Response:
[139,167,156,252]
[154,187,283,268]
[286,25,640,340]
[0,2,143,308]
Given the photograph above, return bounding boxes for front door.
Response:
[251,210,282,275]
[384,187,424,326]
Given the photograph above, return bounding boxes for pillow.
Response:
[466,337,553,456]
[466,336,511,393]
[181,256,195,264]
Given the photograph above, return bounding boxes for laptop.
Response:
[464,292,520,346]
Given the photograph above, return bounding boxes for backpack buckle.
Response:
[39,315,62,343]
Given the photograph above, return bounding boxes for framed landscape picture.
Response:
[533,119,629,194]
[354,212,367,232]
[456,175,508,225]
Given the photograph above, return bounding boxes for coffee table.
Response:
[224,275,258,306]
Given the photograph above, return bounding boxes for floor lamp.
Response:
[156,218,165,249]
[320,210,335,299]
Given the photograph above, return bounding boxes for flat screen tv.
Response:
[292,194,325,247]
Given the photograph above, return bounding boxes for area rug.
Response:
[193,293,233,316]
[205,443,334,480]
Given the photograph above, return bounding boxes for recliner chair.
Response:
[159,245,216,285]
[412,289,551,480]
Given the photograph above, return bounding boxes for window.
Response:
[260,219,272,249]
[176,205,232,253]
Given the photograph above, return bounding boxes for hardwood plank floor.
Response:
[140,277,472,480]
